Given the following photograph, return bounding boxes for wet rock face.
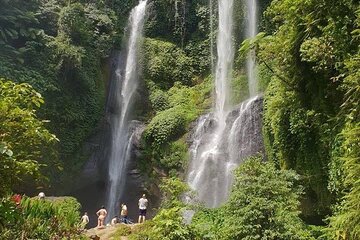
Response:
[186,96,265,207]
[225,95,265,161]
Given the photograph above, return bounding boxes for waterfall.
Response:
[186,0,264,207]
[215,0,234,123]
[209,0,215,72]
[187,0,235,207]
[105,0,147,221]
[245,0,258,97]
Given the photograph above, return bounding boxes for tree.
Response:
[326,49,360,239]
[221,157,310,240]
[0,79,58,196]
[256,0,359,221]
[0,0,41,61]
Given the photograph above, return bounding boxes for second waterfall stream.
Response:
[186,0,263,207]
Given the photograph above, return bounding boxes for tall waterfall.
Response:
[246,0,258,97]
[186,0,264,207]
[106,0,147,220]
[187,0,235,207]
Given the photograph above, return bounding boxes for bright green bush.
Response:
[326,51,360,239]
[0,79,58,196]
[0,196,86,240]
[190,208,226,240]
[144,106,187,149]
[149,88,170,112]
[191,157,312,240]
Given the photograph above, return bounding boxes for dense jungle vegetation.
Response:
[0,0,359,239]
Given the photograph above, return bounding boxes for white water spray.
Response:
[245,0,258,97]
[106,0,147,220]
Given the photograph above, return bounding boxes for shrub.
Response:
[191,157,312,240]
[149,88,170,112]
[160,139,188,172]
[144,106,187,149]
[0,196,85,240]
[112,224,132,237]
[143,38,194,88]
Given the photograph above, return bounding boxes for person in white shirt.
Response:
[138,194,148,223]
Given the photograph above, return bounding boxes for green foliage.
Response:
[0,0,116,187]
[159,139,188,174]
[129,178,197,240]
[112,224,132,237]
[159,177,189,208]
[257,0,360,222]
[0,79,58,196]
[326,42,360,238]
[144,106,187,149]
[0,196,86,240]
[147,207,197,240]
[263,76,334,219]
[326,124,360,239]
[191,157,312,240]
[184,39,211,76]
[144,0,210,47]
[0,0,42,62]
[223,157,309,240]
[142,79,212,174]
[230,73,249,105]
[190,208,225,240]
[143,38,195,88]
[0,196,22,231]
[149,87,170,112]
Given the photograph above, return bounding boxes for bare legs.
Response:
[138,215,145,223]
[97,216,105,228]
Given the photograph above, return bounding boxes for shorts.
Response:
[139,209,147,216]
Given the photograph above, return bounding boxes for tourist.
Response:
[111,216,118,226]
[120,203,128,223]
[96,206,107,228]
[11,194,22,207]
[138,194,148,223]
[38,192,45,200]
[81,212,89,229]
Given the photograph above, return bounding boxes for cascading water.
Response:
[187,0,235,207]
[245,0,258,97]
[105,0,147,221]
[186,0,264,207]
